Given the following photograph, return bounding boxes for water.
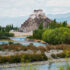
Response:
[0,37,69,70]
[0,62,69,70]
[0,41,8,45]
[0,37,47,47]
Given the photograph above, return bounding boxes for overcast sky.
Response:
[0,0,70,17]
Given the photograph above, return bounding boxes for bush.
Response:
[42,27,70,44]
[56,53,66,58]
[8,33,14,37]
[51,52,68,59]
[9,55,21,63]
[0,53,48,64]
[0,46,4,51]
[33,29,44,39]
[27,36,34,39]
[38,46,47,52]
[0,32,14,39]
[8,42,14,44]
[21,54,31,63]
[21,54,48,63]
[51,54,57,59]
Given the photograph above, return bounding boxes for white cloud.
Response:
[0,0,70,17]
[47,0,70,7]
[46,8,70,14]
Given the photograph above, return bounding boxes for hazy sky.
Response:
[0,0,70,17]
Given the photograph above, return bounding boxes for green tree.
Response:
[49,19,57,29]
[42,27,70,44]
[62,21,67,27]
[39,21,43,29]
[33,29,43,39]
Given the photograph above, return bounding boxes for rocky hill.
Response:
[21,9,52,32]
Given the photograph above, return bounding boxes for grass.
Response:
[59,62,70,70]
[1,60,70,70]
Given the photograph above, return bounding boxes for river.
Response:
[0,62,69,70]
[0,37,68,70]
[0,37,47,47]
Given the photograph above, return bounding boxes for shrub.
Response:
[0,32,14,39]
[8,33,14,37]
[8,42,14,44]
[51,54,57,59]
[51,52,69,59]
[27,36,34,39]
[42,27,70,44]
[0,46,4,51]
[38,46,47,52]
[33,29,44,40]
[21,54,48,63]
[0,53,48,64]
[9,55,21,63]
[21,54,31,63]
[56,53,66,58]
[42,29,52,43]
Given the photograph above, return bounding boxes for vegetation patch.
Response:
[0,53,48,64]
[28,19,70,45]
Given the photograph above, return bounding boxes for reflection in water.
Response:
[0,41,8,45]
[0,62,68,70]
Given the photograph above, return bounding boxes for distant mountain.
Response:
[47,13,70,24]
[21,9,52,32]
